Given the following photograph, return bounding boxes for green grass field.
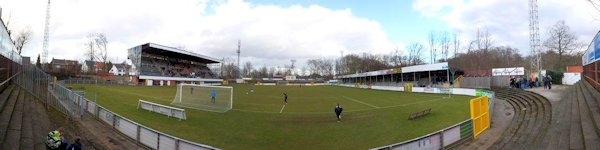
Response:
[68,84,474,149]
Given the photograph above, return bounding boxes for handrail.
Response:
[0,71,21,87]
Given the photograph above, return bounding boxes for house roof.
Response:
[84,60,96,68]
[113,64,128,69]
[51,58,78,66]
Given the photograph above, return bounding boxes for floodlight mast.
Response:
[237,40,241,79]
[529,0,542,79]
[42,0,51,64]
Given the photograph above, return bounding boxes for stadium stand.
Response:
[140,55,216,78]
[0,85,53,149]
[129,43,222,86]
[338,62,450,88]
[488,86,552,149]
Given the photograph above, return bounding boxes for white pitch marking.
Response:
[342,96,379,108]
[279,104,286,113]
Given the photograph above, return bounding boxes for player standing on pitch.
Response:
[190,87,194,94]
[210,90,217,103]
[335,104,343,122]
[283,92,288,104]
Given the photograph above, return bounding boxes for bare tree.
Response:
[543,20,582,70]
[428,31,438,64]
[2,12,33,54]
[305,58,335,79]
[468,28,494,52]
[259,65,268,78]
[84,34,97,62]
[406,42,425,65]
[13,27,33,54]
[439,31,451,62]
[452,32,461,58]
[220,58,239,79]
[94,33,109,63]
[241,62,253,77]
[481,29,494,51]
[389,48,403,67]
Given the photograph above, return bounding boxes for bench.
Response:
[408,108,432,120]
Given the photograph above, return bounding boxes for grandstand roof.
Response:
[336,62,449,79]
[141,43,222,64]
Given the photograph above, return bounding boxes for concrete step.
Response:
[543,85,574,150]
[577,82,600,149]
[20,92,34,150]
[581,80,600,134]
[569,84,584,149]
[491,97,523,149]
[0,87,20,146]
[0,85,15,114]
[4,89,24,149]
[489,87,552,149]
[491,89,528,149]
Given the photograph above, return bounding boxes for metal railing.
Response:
[372,119,474,150]
[337,83,493,149]
[61,79,131,85]
[15,65,219,150]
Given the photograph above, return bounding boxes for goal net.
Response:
[171,84,233,113]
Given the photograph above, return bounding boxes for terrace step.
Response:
[489,87,551,149]
[0,87,20,148]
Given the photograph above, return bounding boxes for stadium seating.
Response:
[488,80,600,149]
[489,86,552,149]
[140,58,217,79]
[0,85,56,149]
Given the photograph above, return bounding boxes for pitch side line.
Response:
[342,96,379,108]
[279,104,286,113]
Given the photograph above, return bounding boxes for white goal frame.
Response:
[172,83,233,113]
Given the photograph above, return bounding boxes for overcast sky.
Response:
[1,0,599,69]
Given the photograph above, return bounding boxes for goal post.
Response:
[171,84,233,113]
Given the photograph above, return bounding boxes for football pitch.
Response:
[69,84,474,149]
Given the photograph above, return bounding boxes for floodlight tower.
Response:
[529,0,542,78]
[42,0,51,63]
[237,40,241,78]
[290,59,296,75]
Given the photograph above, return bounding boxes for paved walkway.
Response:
[525,85,567,102]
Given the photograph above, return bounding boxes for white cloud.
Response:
[1,0,398,67]
[413,0,600,56]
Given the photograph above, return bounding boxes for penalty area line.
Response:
[279,104,286,113]
[342,96,379,108]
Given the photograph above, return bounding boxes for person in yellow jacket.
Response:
[46,130,68,150]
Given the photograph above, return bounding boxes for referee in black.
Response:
[283,92,288,104]
[335,104,343,122]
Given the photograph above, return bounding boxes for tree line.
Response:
[225,19,586,80]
